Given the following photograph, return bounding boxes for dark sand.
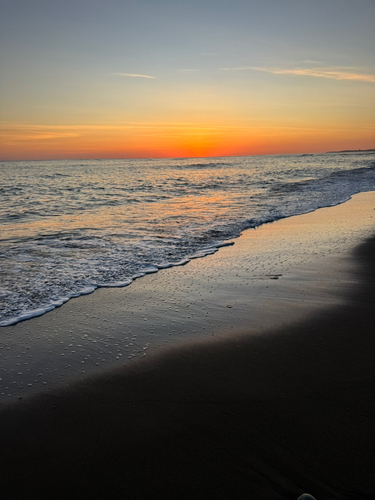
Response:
[1,194,375,499]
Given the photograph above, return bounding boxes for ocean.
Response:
[1,152,375,327]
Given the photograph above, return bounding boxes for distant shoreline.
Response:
[326,148,375,154]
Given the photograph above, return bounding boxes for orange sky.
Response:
[1,118,374,161]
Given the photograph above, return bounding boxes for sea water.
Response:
[1,152,375,326]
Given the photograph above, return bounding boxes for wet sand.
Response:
[1,192,375,499]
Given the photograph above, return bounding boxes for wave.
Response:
[1,155,375,327]
[0,241,235,327]
[175,161,232,169]
[269,161,375,195]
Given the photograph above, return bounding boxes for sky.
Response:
[0,0,374,160]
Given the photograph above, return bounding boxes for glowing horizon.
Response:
[1,118,374,161]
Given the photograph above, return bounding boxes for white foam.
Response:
[156,263,173,269]
[99,279,133,288]
[141,266,159,274]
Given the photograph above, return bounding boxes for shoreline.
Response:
[1,192,375,405]
[0,189,366,331]
[0,194,374,497]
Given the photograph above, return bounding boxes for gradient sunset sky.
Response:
[1,0,374,160]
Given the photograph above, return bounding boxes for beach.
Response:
[2,0,375,496]
[1,191,375,499]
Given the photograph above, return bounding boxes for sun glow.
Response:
[1,117,374,161]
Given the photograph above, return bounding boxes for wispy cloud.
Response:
[252,67,375,82]
[220,66,375,83]
[302,60,323,64]
[0,123,80,143]
[219,66,250,72]
[115,73,156,79]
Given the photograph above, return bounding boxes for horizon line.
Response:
[2,148,374,162]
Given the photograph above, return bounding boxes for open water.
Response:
[1,152,375,326]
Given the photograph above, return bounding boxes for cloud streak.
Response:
[253,67,375,82]
[115,73,156,79]
[220,66,375,83]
